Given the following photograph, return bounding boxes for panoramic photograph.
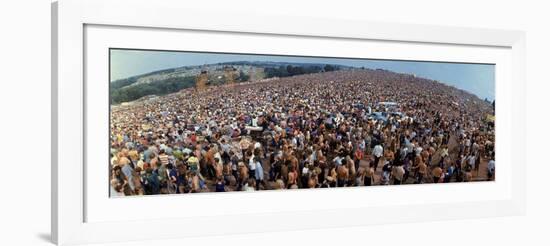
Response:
[109,49,495,197]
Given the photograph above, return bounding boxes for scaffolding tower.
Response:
[224,66,237,87]
[196,70,208,91]
[249,66,255,82]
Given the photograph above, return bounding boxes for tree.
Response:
[237,70,250,82]
[324,64,335,72]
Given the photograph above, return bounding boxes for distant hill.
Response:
[216,61,353,69]
[110,61,350,104]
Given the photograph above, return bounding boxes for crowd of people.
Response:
[109,69,495,196]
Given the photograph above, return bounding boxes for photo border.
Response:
[52,0,526,245]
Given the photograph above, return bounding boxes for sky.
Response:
[110,49,495,101]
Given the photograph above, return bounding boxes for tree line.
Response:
[110,76,195,104]
[264,64,339,79]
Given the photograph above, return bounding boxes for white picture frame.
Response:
[52,0,526,245]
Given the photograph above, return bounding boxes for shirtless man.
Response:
[213,157,223,179]
[307,172,318,188]
[345,156,356,186]
[191,172,200,193]
[337,164,349,187]
[392,165,405,185]
[356,166,366,186]
[326,166,338,187]
[280,160,290,184]
[432,166,443,183]
[237,162,249,191]
[464,164,473,182]
[222,161,235,186]
[365,167,374,186]
[287,165,298,189]
[288,155,299,174]
[204,145,216,178]
[417,159,427,184]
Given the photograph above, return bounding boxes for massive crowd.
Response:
[109,69,495,196]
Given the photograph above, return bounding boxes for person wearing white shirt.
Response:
[487,154,495,180]
[465,138,471,149]
[468,154,476,171]
[244,178,256,192]
[440,146,449,158]
[254,157,264,190]
[248,155,256,171]
[373,144,383,158]
[373,144,383,171]
[333,156,344,166]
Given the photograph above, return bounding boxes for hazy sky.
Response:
[110,49,495,101]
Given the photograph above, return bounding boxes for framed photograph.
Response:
[52,0,526,245]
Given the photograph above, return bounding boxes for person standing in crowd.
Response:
[487,154,495,181]
[254,156,264,190]
[372,144,384,171]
